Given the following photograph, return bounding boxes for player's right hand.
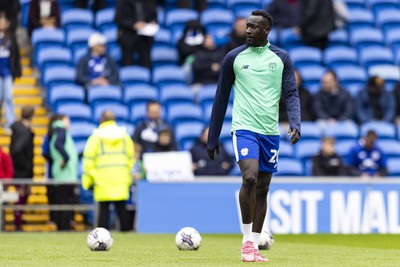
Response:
[207,146,219,160]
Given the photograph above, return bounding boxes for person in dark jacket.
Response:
[356,76,396,124]
[27,0,61,37]
[267,0,301,28]
[313,70,353,122]
[225,17,247,52]
[312,137,346,176]
[0,0,20,34]
[192,34,226,84]
[190,126,233,176]
[153,126,178,152]
[114,0,157,67]
[280,69,314,122]
[177,20,206,65]
[299,0,335,49]
[76,33,119,88]
[0,14,21,132]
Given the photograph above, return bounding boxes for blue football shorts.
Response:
[232,129,280,173]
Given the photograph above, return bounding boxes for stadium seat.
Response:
[343,0,366,9]
[220,122,232,143]
[378,140,400,158]
[31,28,65,48]
[295,140,321,162]
[385,28,400,50]
[119,66,151,86]
[57,103,93,123]
[154,28,172,48]
[101,25,118,44]
[152,66,186,87]
[360,121,396,139]
[175,121,204,150]
[130,103,147,124]
[197,84,217,108]
[87,86,123,105]
[93,103,129,122]
[279,28,302,49]
[347,9,375,31]
[168,103,203,126]
[299,122,322,140]
[368,65,400,89]
[43,65,76,87]
[387,158,400,176]
[289,46,322,67]
[229,163,241,176]
[107,42,121,63]
[346,84,364,97]
[203,103,232,123]
[66,28,96,52]
[223,140,235,158]
[118,122,135,136]
[208,0,228,9]
[325,121,359,140]
[359,46,394,69]
[160,84,194,108]
[165,9,199,33]
[234,8,255,19]
[323,46,358,68]
[124,85,158,106]
[227,0,262,15]
[279,141,294,158]
[350,28,384,50]
[49,84,85,110]
[275,158,304,176]
[73,46,88,65]
[367,0,399,13]
[75,140,87,157]
[298,66,327,91]
[36,46,72,69]
[335,65,367,89]
[95,8,115,31]
[151,46,179,67]
[70,122,96,142]
[376,9,400,33]
[200,9,234,37]
[62,8,94,31]
[335,140,357,158]
[328,29,349,47]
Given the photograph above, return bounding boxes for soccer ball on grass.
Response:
[87,227,113,251]
[258,230,274,250]
[175,227,202,250]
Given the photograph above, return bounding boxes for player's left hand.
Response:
[288,128,300,144]
[207,146,219,160]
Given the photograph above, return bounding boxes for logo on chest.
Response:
[268,62,277,72]
[241,65,249,70]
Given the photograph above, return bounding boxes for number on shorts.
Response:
[269,149,279,163]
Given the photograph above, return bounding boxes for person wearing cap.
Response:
[76,32,119,89]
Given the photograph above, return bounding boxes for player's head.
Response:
[100,110,116,123]
[146,100,161,121]
[365,130,377,149]
[246,10,273,47]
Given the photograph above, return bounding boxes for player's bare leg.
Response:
[238,159,259,262]
[252,171,272,262]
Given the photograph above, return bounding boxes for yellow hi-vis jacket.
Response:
[82,121,135,202]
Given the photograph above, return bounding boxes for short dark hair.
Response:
[251,10,273,28]
[146,100,160,110]
[21,105,34,120]
[325,69,338,81]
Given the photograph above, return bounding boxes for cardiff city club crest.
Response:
[269,62,277,72]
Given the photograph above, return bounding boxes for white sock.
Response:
[252,232,261,250]
[242,223,253,244]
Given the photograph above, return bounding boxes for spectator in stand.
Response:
[190,126,233,176]
[192,34,226,85]
[280,69,314,123]
[0,0,20,34]
[177,0,207,12]
[76,33,119,89]
[298,0,335,49]
[313,70,353,124]
[153,125,178,152]
[76,0,105,13]
[132,101,177,158]
[225,17,247,52]
[115,0,157,67]
[267,0,301,28]
[356,76,395,124]
[82,111,135,231]
[0,14,21,133]
[48,115,78,231]
[27,0,61,38]
[347,130,387,178]
[177,20,206,65]
[0,146,13,179]
[312,137,346,176]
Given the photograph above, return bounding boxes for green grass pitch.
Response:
[0,233,399,266]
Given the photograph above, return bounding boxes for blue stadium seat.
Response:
[335,65,367,89]
[87,85,123,105]
[153,66,186,87]
[197,84,216,107]
[160,84,194,108]
[378,140,400,158]
[201,9,234,37]
[36,46,72,70]
[275,158,304,176]
[70,122,96,142]
[385,28,400,50]
[350,28,384,50]
[343,0,366,9]
[324,46,358,68]
[359,46,394,69]
[325,121,359,140]
[95,8,115,31]
[101,25,117,44]
[220,122,232,143]
[165,9,199,33]
[154,28,172,48]
[49,84,85,110]
[360,121,396,139]
[368,65,400,89]
[223,140,235,158]
[208,0,228,9]
[279,141,294,158]
[346,84,365,97]
[119,66,151,86]
[31,28,65,48]
[367,0,399,13]
[66,28,96,52]
[298,66,327,90]
[168,103,203,125]
[347,9,375,31]
[229,163,241,176]
[289,47,322,67]
[62,8,94,31]
[300,122,323,140]
[57,103,93,123]
[151,46,179,67]
[75,140,87,156]
[234,8,254,19]
[203,102,232,123]
[227,0,262,14]
[335,140,356,158]
[73,46,88,65]
[118,122,135,136]
[157,6,165,26]
[376,9,400,33]
[279,28,302,49]
[175,121,204,150]
[130,103,147,124]
[124,85,158,106]
[107,42,121,63]
[387,158,400,176]
[295,140,321,162]
[43,65,76,87]
[328,29,349,47]
[93,103,129,122]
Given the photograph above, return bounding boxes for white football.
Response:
[87,227,113,251]
[258,230,274,250]
[175,227,202,250]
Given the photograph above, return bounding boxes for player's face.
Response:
[246,15,269,47]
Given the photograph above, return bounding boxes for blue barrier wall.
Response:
[136,178,400,234]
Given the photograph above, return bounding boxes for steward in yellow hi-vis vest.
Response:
[82,111,135,202]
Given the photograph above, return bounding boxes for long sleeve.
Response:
[383,91,396,122]
[82,135,98,190]
[76,56,90,86]
[339,91,354,120]
[27,0,40,36]
[207,51,236,150]
[54,128,69,163]
[106,56,120,85]
[10,36,21,79]
[313,93,329,119]
[355,90,368,123]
